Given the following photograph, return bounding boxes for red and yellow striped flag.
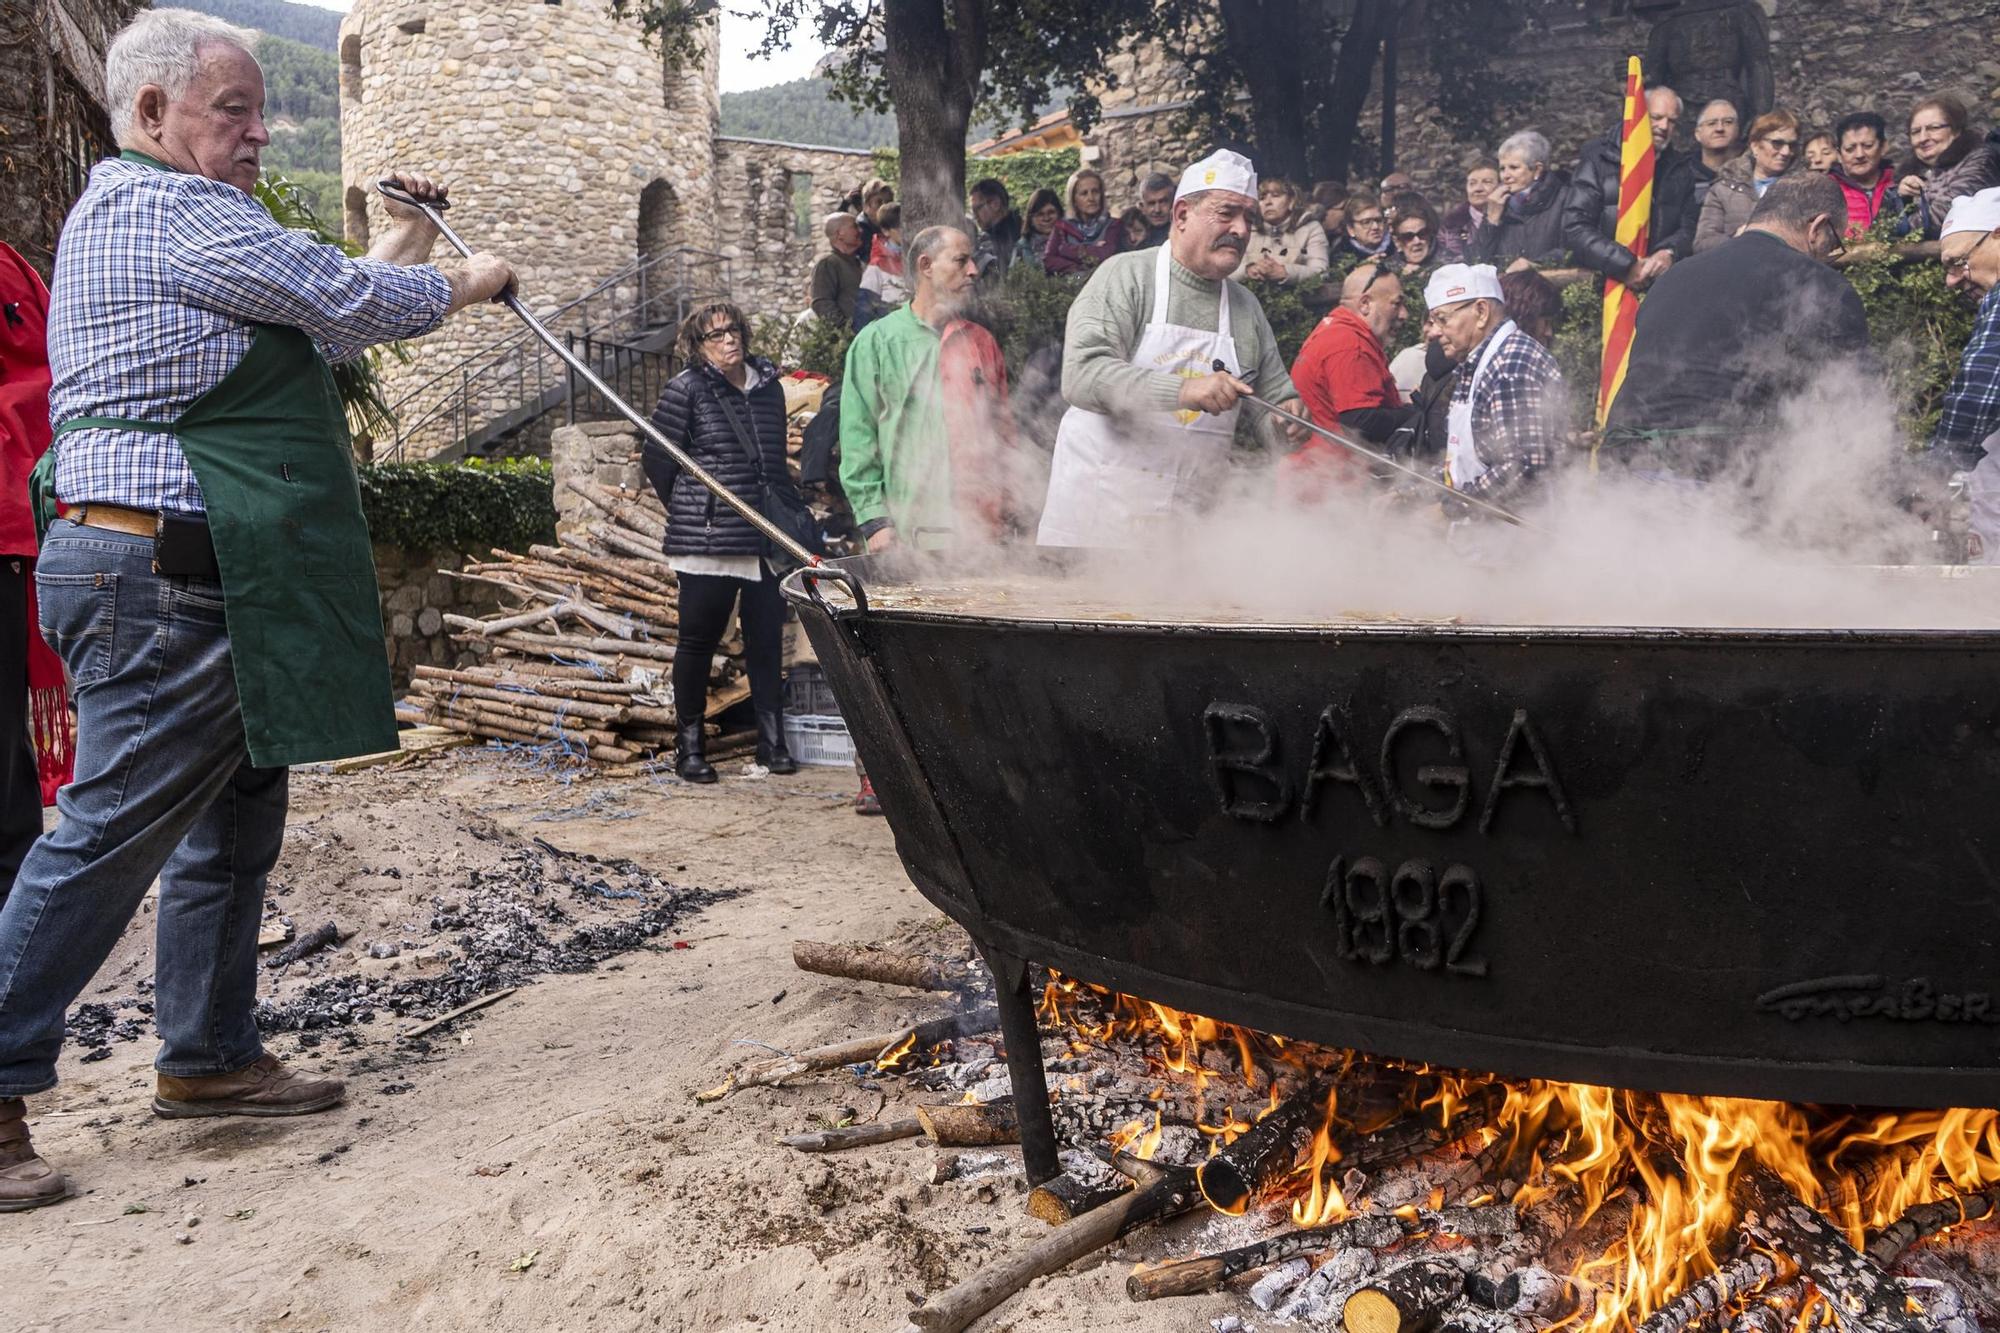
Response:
[1596,55,1654,429]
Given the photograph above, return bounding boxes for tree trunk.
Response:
[1220,0,1311,184]
[882,0,985,236]
[1309,0,1396,183]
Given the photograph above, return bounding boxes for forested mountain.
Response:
[259,34,340,121]
[178,0,342,50]
[719,78,898,150]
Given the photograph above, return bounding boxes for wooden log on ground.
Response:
[1127,1212,1406,1302]
[444,615,679,662]
[429,715,635,764]
[908,1159,1199,1333]
[409,677,629,723]
[1195,1088,1321,1214]
[414,693,624,747]
[1734,1165,1922,1332]
[915,1102,1019,1148]
[411,665,642,703]
[781,1119,922,1153]
[1342,1258,1467,1333]
[1026,1172,1128,1225]
[701,1005,1000,1101]
[531,542,674,595]
[791,940,975,993]
[1866,1185,2000,1267]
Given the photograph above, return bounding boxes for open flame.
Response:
[1038,972,2000,1329]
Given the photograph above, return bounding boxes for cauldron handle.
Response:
[798,564,869,617]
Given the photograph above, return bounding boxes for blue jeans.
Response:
[0,520,285,1096]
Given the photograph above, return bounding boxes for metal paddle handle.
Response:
[1211,359,1544,532]
[377,177,823,571]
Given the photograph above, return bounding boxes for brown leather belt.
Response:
[73,503,161,538]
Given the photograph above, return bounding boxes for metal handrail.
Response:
[381,244,733,460]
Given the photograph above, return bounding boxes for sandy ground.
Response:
[3,748,1235,1333]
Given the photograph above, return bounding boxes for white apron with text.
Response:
[1443,318,1519,493]
[1036,247,1242,548]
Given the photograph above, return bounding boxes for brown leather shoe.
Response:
[153,1054,345,1120]
[0,1097,71,1212]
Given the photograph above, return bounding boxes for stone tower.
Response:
[337,0,720,454]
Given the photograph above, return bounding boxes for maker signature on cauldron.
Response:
[1755,975,1999,1024]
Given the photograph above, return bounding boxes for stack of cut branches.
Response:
[398,478,755,765]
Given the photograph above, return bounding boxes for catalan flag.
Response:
[1596,55,1654,430]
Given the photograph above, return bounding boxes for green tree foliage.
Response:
[263,117,341,176]
[357,460,557,552]
[177,0,342,50]
[870,147,1081,215]
[258,34,340,119]
[721,77,898,150]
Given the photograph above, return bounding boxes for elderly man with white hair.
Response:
[1469,130,1573,272]
[0,7,513,1211]
[1931,188,2000,561]
[1037,150,1309,548]
[1424,263,1567,530]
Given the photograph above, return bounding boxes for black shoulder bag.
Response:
[712,378,824,571]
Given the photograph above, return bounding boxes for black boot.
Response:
[756,709,799,775]
[675,722,717,783]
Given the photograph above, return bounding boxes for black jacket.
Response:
[1564,133,1699,279]
[1468,169,1572,268]
[1603,231,1873,477]
[643,356,801,557]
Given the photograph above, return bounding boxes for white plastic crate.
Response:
[782,713,855,768]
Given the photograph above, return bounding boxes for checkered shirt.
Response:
[47,157,453,514]
[1932,287,2000,466]
[1448,324,1566,501]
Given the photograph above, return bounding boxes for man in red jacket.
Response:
[0,241,67,908]
[1283,263,1416,494]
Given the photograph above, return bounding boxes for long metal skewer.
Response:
[378,179,820,569]
[1211,358,1545,532]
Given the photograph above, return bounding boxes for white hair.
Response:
[106,8,260,142]
[1498,130,1552,169]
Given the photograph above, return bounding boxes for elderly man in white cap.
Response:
[1036,149,1308,548]
[1424,262,1566,526]
[1931,187,2000,561]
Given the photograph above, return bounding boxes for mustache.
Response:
[1211,233,1246,254]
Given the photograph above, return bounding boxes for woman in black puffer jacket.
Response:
[642,301,805,782]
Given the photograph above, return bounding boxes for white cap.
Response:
[1174,150,1258,205]
[1941,187,2000,240]
[1424,263,1505,311]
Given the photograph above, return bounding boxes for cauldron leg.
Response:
[978,942,1060,1186]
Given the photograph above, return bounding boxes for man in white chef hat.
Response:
[1036,149,1310,548]
[1930,187,2000,562]
[1423,261,1566,522]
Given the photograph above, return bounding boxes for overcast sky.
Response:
[294,0,829,92]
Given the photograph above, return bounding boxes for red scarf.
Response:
[0,242,70,804]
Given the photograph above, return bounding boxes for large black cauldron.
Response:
[783,558,2000,1182]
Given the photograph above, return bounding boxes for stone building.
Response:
[0,0,141,276]
[1087,0,2000,207]
[338,0,871,457]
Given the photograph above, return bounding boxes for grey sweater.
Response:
[1060,246,1297,444]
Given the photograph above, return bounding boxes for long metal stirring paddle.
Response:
[1210,358,1546,532]
[376,178,821,569]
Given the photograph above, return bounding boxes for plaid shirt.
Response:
[1448,324,1565,501]
[47,156,453,514]
[1932,287,2000,466]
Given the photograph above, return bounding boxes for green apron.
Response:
[49,161,395,766]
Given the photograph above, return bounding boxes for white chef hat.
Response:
[1174,149,1258,205]
[1941,187,2000,240]
[1424,263,1505,311]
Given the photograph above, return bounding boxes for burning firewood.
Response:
[1195,1089,1323,1214]
[1342,1257,1469,1333]
[696,1005,999,1102]
[1025,1173,1129,1224]
[1126,1212,1408,1301]
[1866,1184,2000,1267]
[1632,1248,1786,1333]
[789,940,978,994]
[1733,1165,1924,1333]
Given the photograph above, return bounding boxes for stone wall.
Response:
[550,419,648,537]
[338,0,719,456]
[1085,0,2000,209]
[374,544,504,686]
[714,136,880,324]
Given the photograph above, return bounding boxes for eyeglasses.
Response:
[1697,116,1738,129]
[699,325,746,343]
[1761,138,1800,152]
[1396,227,1432,242]
[1351,213,1385,227]
[1911,121,1953,137]
[1945,234,1994,276]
